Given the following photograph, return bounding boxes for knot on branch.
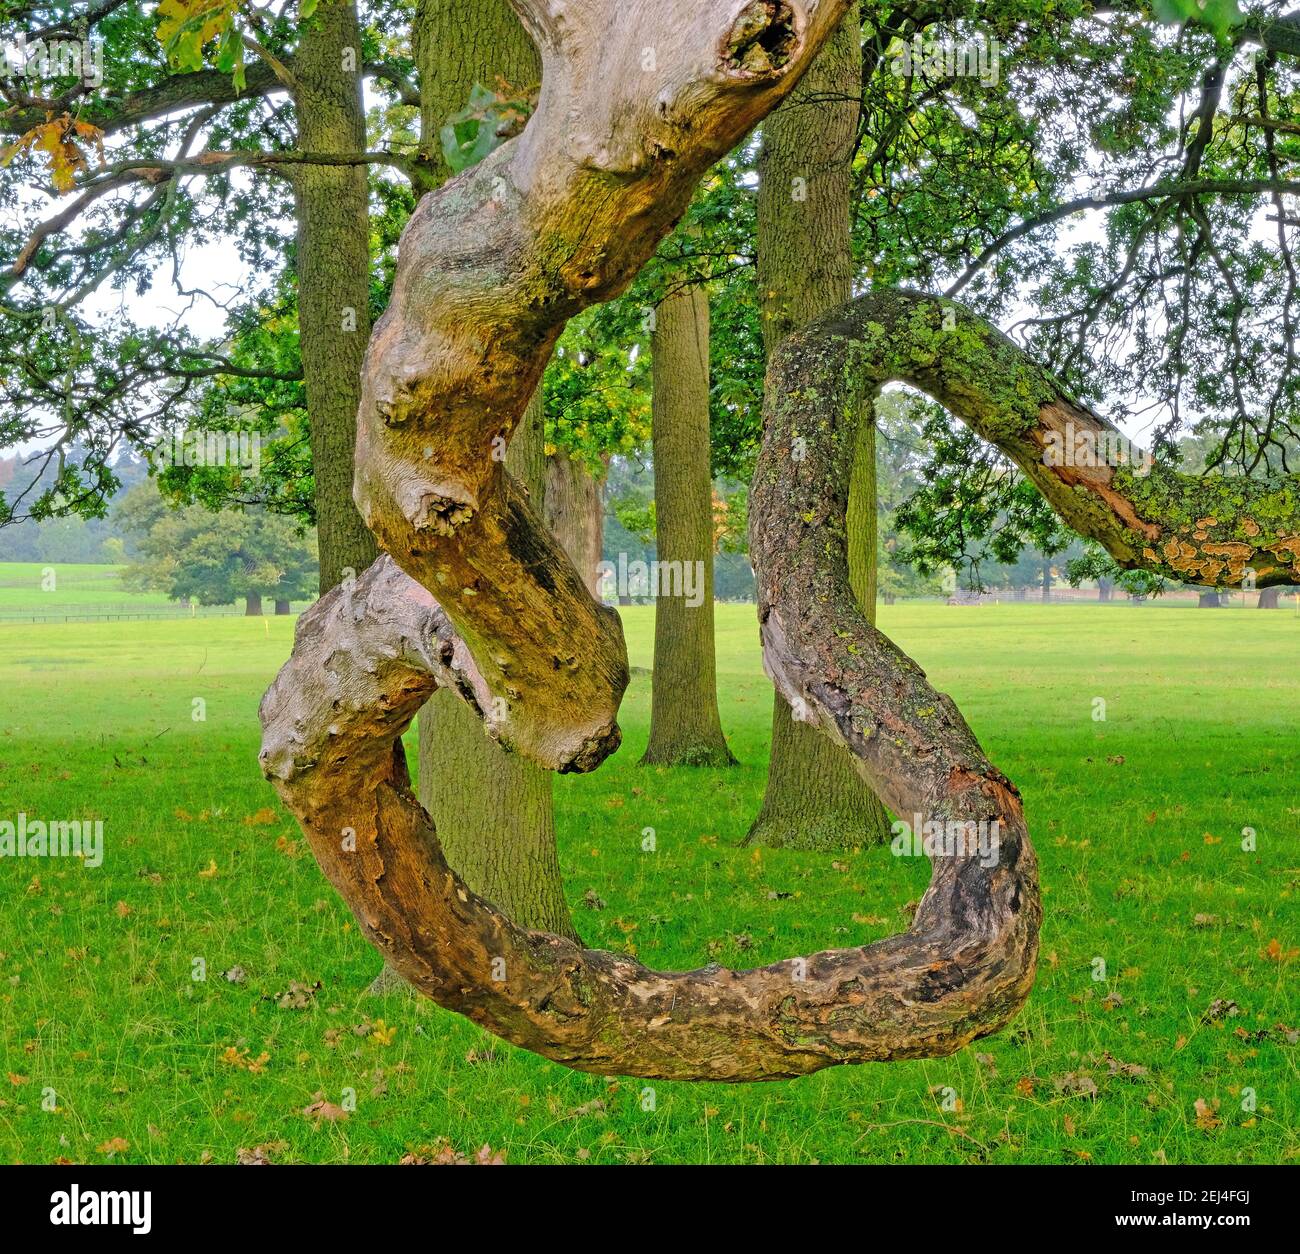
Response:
[400,483,477,536]
[721,1,801,78]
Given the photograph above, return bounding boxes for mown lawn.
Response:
[0,563,309,621]
[0,562,165,612]
[0,579,1296,1164]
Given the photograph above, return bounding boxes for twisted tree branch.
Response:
[257,1,1299,1081]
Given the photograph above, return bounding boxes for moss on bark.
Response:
[749,1,891,848]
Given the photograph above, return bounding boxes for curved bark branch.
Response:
[261,546,1039,1080]
[259,3,1296,1082]
[803,291,1300,589]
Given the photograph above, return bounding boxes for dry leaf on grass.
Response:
[398,1139,505,1165]
[1260,938,1299,963]
[272,980,321,1010]
[302,1093,349,1124]
[1054,1072,1099,1098]
[1193,1097,1222,1131]
[1202,998,1240,1023]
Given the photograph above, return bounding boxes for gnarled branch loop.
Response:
[259,3,1300,1081]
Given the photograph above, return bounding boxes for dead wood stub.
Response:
[723,2,801,77]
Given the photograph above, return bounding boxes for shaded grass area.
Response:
[0,595,1296,1164]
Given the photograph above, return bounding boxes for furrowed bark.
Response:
[544,449,606,596]
[642,280,737,767]
[749,0,893,849]
[412,0,539,191]
[293,0,380,592]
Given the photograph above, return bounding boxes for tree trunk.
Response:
[294,2,402,995]
[1098,577,1113,601]
[1258,586,1280,608]
[292,0,379,594]
[244,593,263,616]
[275,598,291,615]
[641,282,736,767]
[409,0,577,944]
[544,449,605,596]
[1199,589,1222,607]
[1041,562,1052,602]
[748,1,891,849]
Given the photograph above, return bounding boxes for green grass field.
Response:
[0,566,1297,1164]
[0,562,164,612]
[0,562,307,621]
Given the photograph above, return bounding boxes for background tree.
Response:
[117,481,317,614]
[1255,585,1297,608]
[641,276,736,766]
[291,0,380,592]
[543,449,605,593]
[0,445,149,562]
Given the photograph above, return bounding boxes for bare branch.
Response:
[74,148,417,189]
[947,178,1300,297]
